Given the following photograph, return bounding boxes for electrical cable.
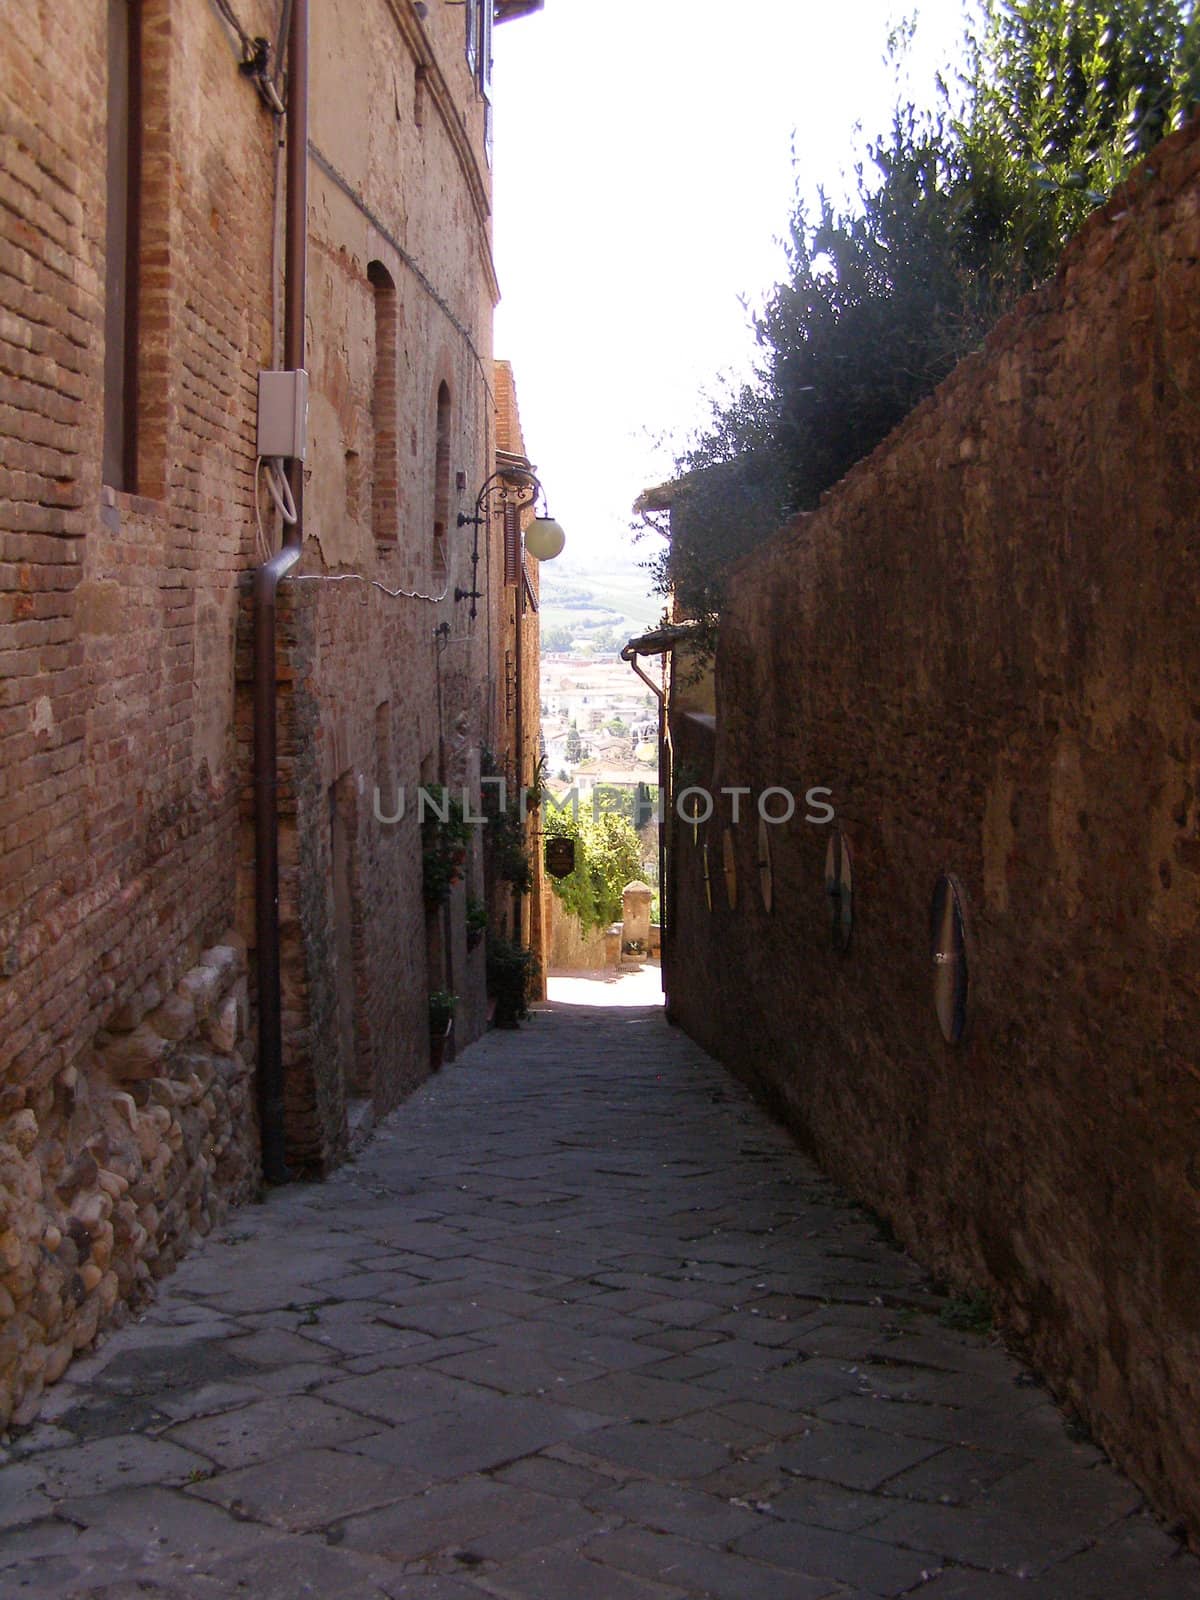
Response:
[209,0,287,113]
[254,456,297,562]
[254,458,272,563]
[272,0,295,98]
[256,483,452,604]
[289,571,451,604]
[212,0,254,56]
[264,458,297,524]
[308,143,493,408]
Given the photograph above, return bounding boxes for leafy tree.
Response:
[541,624,576,652]
[591,783,659,825]
[641,0,1200,641]
[586,626,631,653]
[634,782,659,829]
[964,0,1200,247]
[544,809,642,933]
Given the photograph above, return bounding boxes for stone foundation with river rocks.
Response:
[0,939,259,1429]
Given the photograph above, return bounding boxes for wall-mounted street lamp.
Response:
[455,467,564,620]
[455,462,563,950]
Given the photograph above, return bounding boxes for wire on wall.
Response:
[308,142,494,409]
[289,571,451,604]
[254,456,297,562]
[209,0,287,112]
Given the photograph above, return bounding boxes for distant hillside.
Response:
[539,555,661,648]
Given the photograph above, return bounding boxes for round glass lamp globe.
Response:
[525,516,565,561]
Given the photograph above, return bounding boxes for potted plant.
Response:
[428,989,457,1070]
[422,794,472,910]
[485,937,537,1029]
[465,896,488,952]
[479,748,532,892]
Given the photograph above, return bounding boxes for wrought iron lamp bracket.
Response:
[455,470,543,621]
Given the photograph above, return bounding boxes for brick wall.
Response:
[1,0,521,1416]
[228,0,504,1170]
[490,361,546,990]
[666,121,1200,1537]
[0,0,278,1422]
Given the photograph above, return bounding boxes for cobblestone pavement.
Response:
[2,988,1198,1600]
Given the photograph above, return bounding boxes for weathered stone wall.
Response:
[0,939,257,1424]
[667,121,1200,1536]
[545,890,610,972]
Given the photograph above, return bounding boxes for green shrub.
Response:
[428,990,458,1034]
[543,808,642,934]
[485,936,538,1027]
[422,792,471,909]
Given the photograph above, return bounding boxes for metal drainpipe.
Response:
[620,644,667,992]
[253,0,308,1186]
[512,568,525,939]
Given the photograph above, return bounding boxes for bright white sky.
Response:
[492,0,972,587]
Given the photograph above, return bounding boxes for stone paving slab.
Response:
[189,1445,423,1530]
[336,1475,557,1563]
[2,992,1199,1598]
[56,1484,278,1563]
[769,1420,946,1491]
[484,1545,687,1600]
[165,1393,379,1469]
[345,1394,606,1479]
[583,1523,837,1600]
[12,1433,212,1499]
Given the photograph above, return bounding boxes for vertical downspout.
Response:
[657,671,668,994]
[435,624,452,1001]
[253,0,308,1185]
[621,644,668,1001]
[512,568,525,938]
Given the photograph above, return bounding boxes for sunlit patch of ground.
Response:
[545,961,663,1009]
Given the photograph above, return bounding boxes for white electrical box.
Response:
[257,369,309,460]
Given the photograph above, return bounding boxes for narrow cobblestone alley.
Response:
[1,992,1197,1600]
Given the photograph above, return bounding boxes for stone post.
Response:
[621,881,654,955]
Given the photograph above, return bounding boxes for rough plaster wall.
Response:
[667,122,1200,1538]
[268,0,499,1169]
[546,891,610,972]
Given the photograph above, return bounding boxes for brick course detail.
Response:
[1,0,523,1423]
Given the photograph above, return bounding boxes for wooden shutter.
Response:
[480,1,494,163]
[503,501,520,586]
[465,0,478,75]
[479,0,493,96]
